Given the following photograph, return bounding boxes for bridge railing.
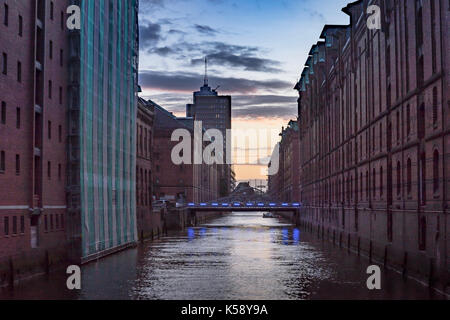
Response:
[184,202,302,209]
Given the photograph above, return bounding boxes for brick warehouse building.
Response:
[267,121,299,202]
[136,97,161,240]
[152,100,220,203]
[0,0,70,284]
[293,0,449,293]
[0,0,140,283]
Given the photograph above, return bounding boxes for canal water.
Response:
[0,212,442,300]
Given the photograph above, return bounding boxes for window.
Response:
[58,125,62,142]
[17,61,21,82]
[44,215,48,231]
[15,154,20,175]
[48,80,52,99]
[56,214,59,229]
[59,86,62,104]
[3,4,8,26]
[50,214,54,230]
[58,163,61,181]
[1,101,5,124]
[12,216,17,235]
[373,169,376,197]
[366,171,369,199]
[20,216,24,234]
[18,15,22,36]
[433,150,439,193]
[50,2,54,20]
[2,52,7,74]
[59,49,63,67]
[431,0,436,73]
[407,158,412,194]
[406,104,411,136]
[419,216,426,251]
[432,87,438,126]
[49,40,53,59]
[380,123,383,150]
[396,111,400,141]
[48,121,52,139]
[0,150,5,172]
[47,161,51,179]
[4,217,9,236]
[61,214,64,229]
[397,161,401,196]
[380,167,384,196]
[420,152,426,204]
[60,11,64,30]
[16,107,20,128]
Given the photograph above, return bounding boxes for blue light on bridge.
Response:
[257,203,265,207]
[293,228,300,244]
[282,228,289,245]
[200,203,207,206]
[233,203,241,206]
[246,203,254,206]
[212,203,219,206]
[269,203,276,207]
[188,228,195,241]
[293,203,300,207]
[222,203,229,207]
[188,203,195,207]
[282,203,289,207]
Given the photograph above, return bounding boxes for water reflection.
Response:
[0,211,442,300]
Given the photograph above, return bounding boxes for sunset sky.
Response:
[138,0,351,181]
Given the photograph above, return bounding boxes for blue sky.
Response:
[138,0,352,179]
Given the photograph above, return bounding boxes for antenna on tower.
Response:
[204,57,209,86]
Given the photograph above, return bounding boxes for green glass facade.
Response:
[68,0,139,262]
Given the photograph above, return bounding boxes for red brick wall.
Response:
[294,0,449,289]
[0,0,69,263]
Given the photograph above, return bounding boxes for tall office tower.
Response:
[186,59,232,196]
[67,0,139,263]
[0,0,70,277]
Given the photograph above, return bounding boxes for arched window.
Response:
[433,150,439,193]
[397,161,401,196]
[419,216,426,251]
[432,87,438,126]
[373,168,376,197]
[420,152,426,204]
[407,158,412,194]
[406,104,411,136]
[366,171,369,199]
[380,167,384,196]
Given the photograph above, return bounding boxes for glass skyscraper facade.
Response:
[67,0,139,262]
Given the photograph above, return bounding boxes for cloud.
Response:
[139,70,292,94]
[143,39,281,73]
[232,105,297,119]
[195,24,219,35]
[231,95,298,119]
[140,0,167,10]
[139,92,297,120]
[139,22,163,48]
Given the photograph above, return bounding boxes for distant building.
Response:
[267,121,299,202]
[186,59,232,196]
[136,98,155,240]
[152,101,219,203]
